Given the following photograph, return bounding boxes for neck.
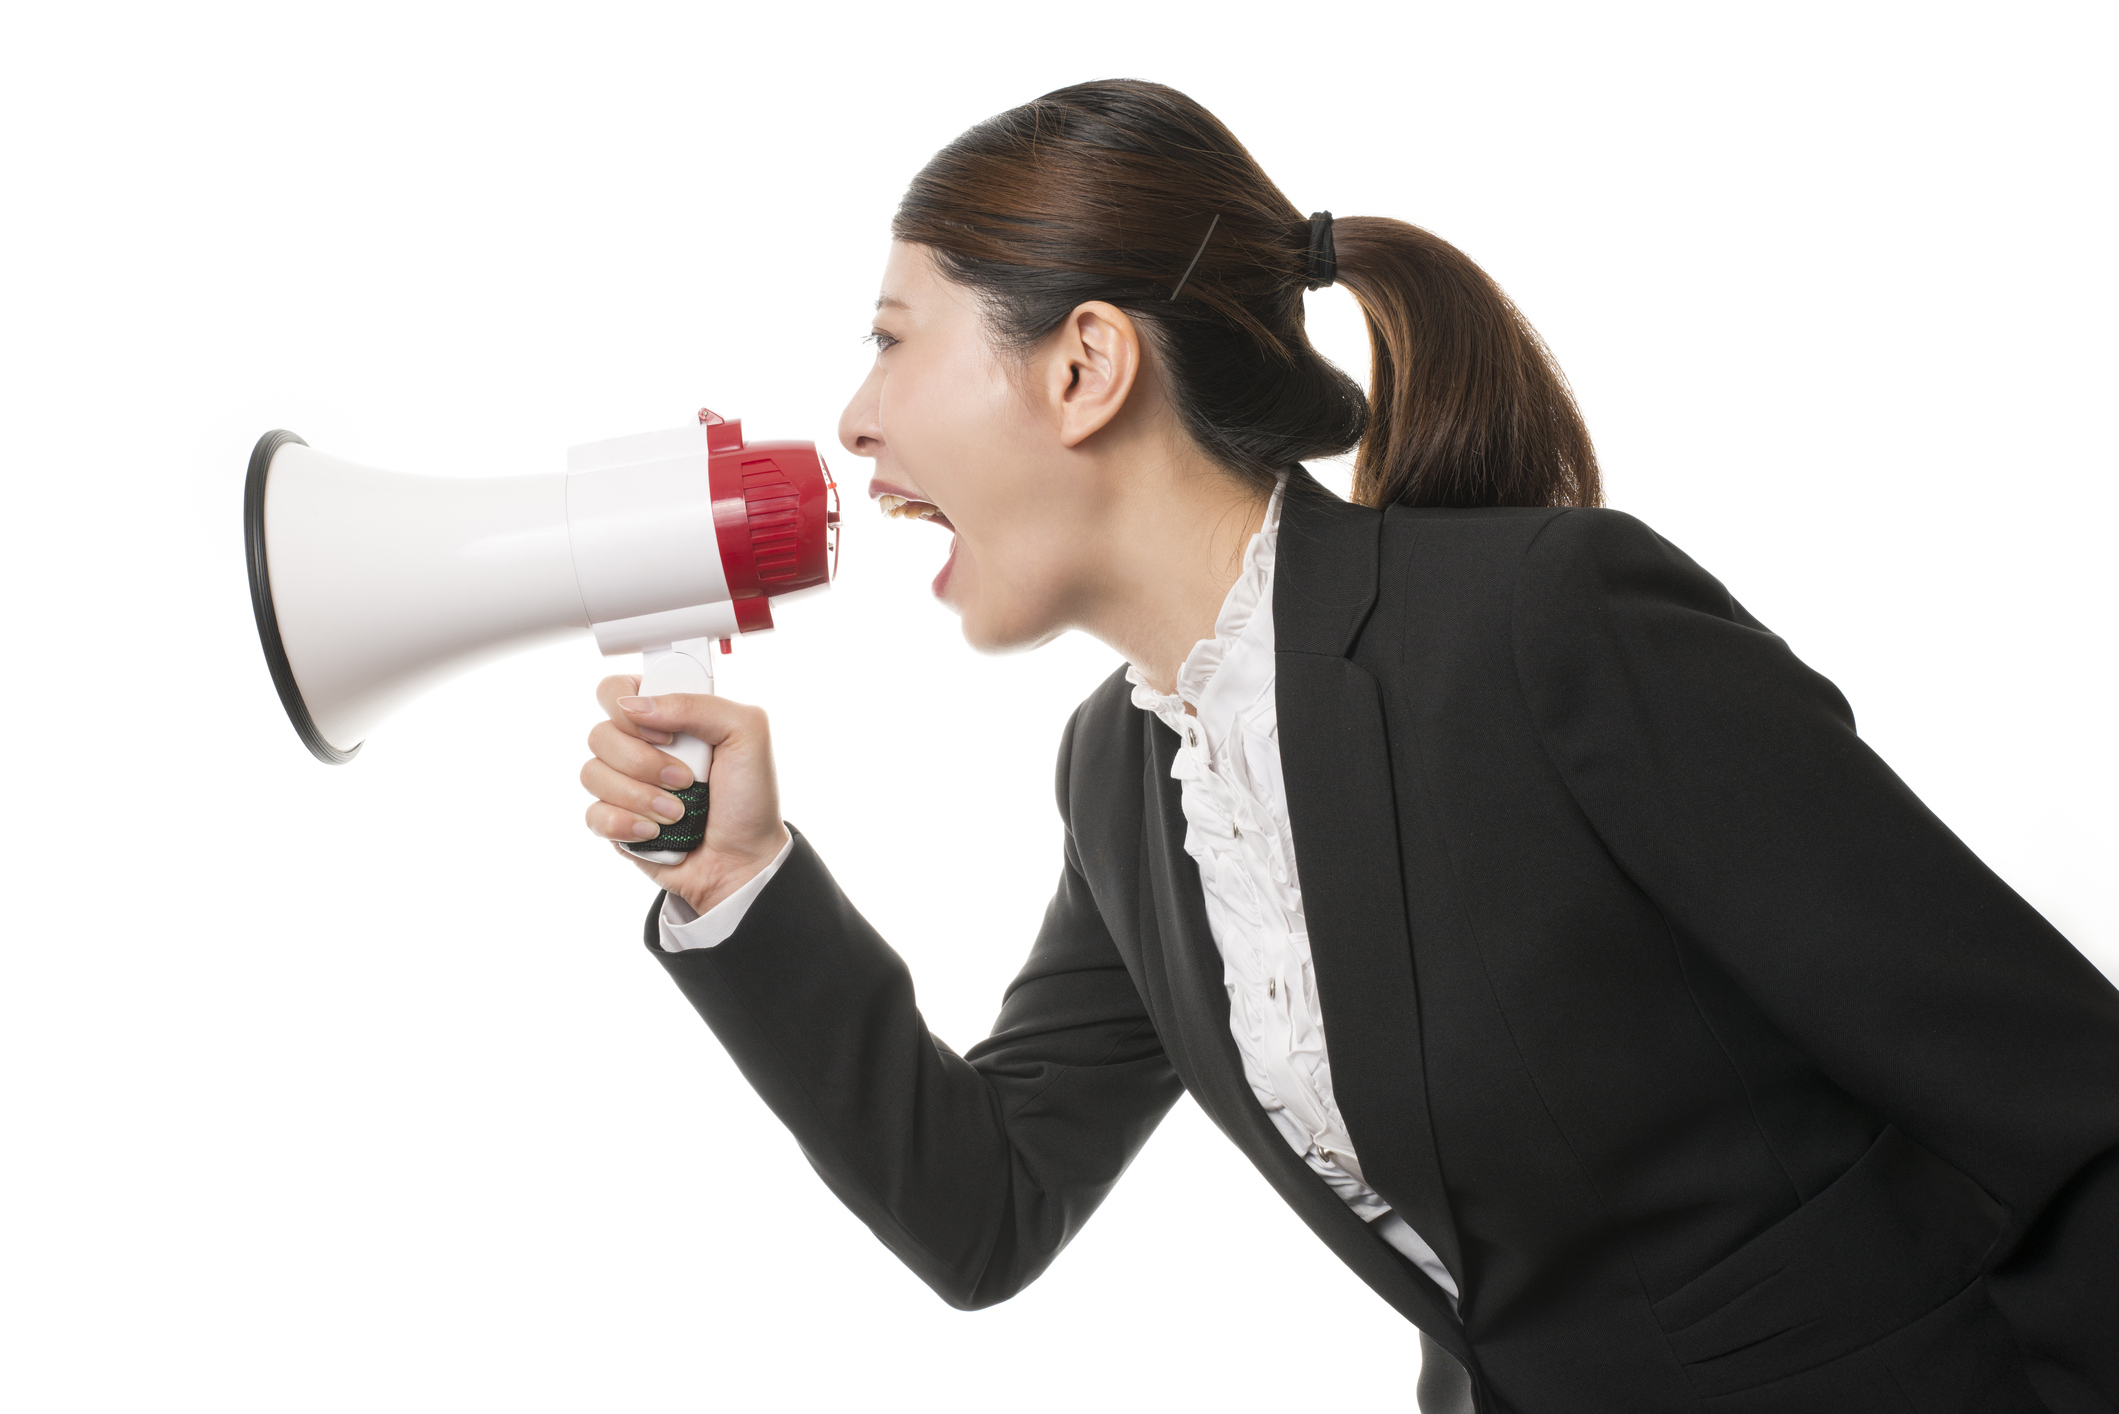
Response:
[1077,448,1272,696]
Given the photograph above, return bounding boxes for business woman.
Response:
[577,81,2119,1413]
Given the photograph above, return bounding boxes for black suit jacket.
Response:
[647,477,2119,1413]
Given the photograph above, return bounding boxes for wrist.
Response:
[675,825,791,916]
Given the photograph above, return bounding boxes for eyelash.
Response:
[864,330,899,352]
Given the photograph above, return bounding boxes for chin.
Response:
[958,615,1023,656]
[957,600,1064,657]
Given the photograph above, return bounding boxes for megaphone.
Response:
[243,407,839,862]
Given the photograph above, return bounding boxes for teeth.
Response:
[878,493,941,521]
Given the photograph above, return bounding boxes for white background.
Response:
[2,2,2113,1409]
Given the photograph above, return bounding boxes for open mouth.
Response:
[873,488,960,599]
[876,492,956,533]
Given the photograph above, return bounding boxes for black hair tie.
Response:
[1305,211,1337,290]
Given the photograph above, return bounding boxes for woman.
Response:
[577,82,2118,1413]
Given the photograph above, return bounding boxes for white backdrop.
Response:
[2,3,2113,1409]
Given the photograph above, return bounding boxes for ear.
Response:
[1037,301,1143,448]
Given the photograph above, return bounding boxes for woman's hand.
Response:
[581,675,791,916]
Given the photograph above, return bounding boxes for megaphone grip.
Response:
[621,641,716,864]
[650,779,711,851]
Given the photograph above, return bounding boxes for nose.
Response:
[838,362,883,460]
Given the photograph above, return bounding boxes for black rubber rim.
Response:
[244,429,360,764]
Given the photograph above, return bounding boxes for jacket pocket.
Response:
[1650,1125,2006,1397]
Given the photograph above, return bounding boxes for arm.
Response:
[1510,509,2119,1393]
[645,711,1184,1310]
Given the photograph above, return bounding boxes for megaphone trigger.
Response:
[620,638,719,864]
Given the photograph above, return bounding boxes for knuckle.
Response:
[588,721,634,758]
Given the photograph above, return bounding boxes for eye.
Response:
[864,329,899,353]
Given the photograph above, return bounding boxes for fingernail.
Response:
[641,729,675,745]
[651,795,684,822]
[631,819,659,839]
[617,696,654,714]
[659,766,691,788]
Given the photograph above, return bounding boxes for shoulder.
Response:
[1369,504,1578,611]
[1336,504,1582,656]
[1500,508,1850,730]
[1359,503,1738,632]
[1507,507,1753,640]
[1377,503,1662,577]
[1345,502,1762,690]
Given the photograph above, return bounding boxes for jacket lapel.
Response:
[1274,476,1466,1284]
[1134,707,1470,1358]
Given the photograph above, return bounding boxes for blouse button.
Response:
[1267,976,1278,999]
[1187,728,1198,748]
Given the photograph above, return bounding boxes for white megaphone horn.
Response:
[243,407,840,861]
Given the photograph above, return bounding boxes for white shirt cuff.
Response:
[657,833,795,953]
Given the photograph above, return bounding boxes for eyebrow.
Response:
[874,296,909,311]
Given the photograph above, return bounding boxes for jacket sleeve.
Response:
[642,708,1184,1310]
[1508,507,2119,1399]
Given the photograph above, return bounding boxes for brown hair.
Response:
[892,79,1600,511]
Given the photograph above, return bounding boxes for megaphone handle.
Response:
[621,639,716,864]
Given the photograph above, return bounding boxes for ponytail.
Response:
[895,81,1600,512]
[1335,219,1599,509]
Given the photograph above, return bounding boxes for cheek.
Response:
[883,346,1018,498]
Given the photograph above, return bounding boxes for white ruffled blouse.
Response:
[1126,477,1457,1300]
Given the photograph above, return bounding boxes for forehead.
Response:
[875,241,963,317]
[880,239,926,294]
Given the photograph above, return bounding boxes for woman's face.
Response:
[838,242,1113,653]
